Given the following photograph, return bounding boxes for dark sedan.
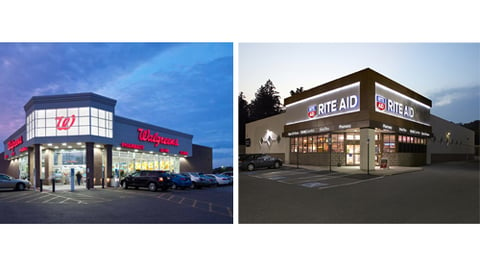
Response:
[239,154,282,171]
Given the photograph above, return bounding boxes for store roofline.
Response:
[24,92,117,112]
[284,68,432,107]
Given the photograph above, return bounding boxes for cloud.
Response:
[32,83,60,96]
[431,85,479,108]
[430,85,480,123]
[434,94,456,107]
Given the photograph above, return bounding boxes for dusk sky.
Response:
[0,43,233,168]
[239,43,480,124]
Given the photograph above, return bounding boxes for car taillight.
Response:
[158,177,164,182]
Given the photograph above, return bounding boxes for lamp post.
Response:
[328,135,332,173]
[296,138,299,169]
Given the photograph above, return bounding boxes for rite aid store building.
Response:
[1,93,212,187]
[245,68,475,170]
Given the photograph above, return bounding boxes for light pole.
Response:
[296,137,299,169]
[328,135,332,173]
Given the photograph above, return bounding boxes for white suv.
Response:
[182,172,210,189]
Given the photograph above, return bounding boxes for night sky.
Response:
[0,43,233,168]
[240,43,480,124]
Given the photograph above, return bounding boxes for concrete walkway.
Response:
[283,163,423,176]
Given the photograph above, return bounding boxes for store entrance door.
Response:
[346,144,360,165]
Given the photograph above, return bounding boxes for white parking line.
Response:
[42,196,60,203]
[278,174,347,184]
[317,176,385,190]
[44,193,86,204]
[59,198,71,204]
[24,194,53,203]
[0,192,36,202]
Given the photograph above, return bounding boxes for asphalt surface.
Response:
[0,185,233,224]
[239,161,479,223]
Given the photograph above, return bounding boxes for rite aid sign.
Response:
[286,82,360,125]
[375,83,430,126]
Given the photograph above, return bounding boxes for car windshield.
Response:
[0,174,13,180]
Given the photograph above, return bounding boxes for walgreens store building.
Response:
[1,93,212,187]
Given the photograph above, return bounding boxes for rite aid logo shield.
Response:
[376,95,386,111]
[307,105,317,118]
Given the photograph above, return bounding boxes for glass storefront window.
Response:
[51,149,86,183]
[19,156,28,180]
[112,151,180,177]
[289,133,346,153]
[26,106,113,140]
[290,137,299,153]
[332,134,345,152]
[383,134,396,153]
[346,133,360,140]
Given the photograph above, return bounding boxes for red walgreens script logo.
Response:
[56,115,76,130]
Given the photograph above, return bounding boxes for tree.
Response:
[238,92,250,145]
[249,79,283,121]
[289,87,304,96]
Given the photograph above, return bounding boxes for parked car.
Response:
[222,171,233,177]
[217,174,233,184]
[239,154,282,171]
[207,174,231,186]
[170,173,192,190]
[0,173,31,191]
[121,170,173,192]
[182,172,210,189]
[199,173,217,187]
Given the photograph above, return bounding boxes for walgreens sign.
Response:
[7,136,23,151]
[137,128,179,147]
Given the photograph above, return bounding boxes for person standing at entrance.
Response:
[76,171,82,185]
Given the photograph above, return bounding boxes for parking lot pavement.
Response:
[243,167,383,190]
[0,189,110,204]
[240,161,479,223]
[0,185,233,223]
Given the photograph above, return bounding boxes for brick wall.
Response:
[289,152,345,166]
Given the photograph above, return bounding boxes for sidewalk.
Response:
[283,163,423,176]
[31,183,114,192]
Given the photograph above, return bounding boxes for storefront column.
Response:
[360,128,375,172]
[86,142,94,189]
[34,144,41,187]
[105,144,113,185]
[28,147,34,185]
[43,149,52,184]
